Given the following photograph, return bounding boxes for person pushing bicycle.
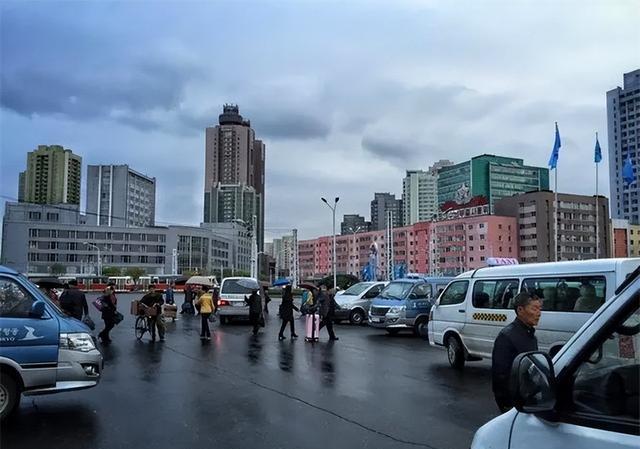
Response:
[140,285,166,342]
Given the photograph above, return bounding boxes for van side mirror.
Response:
[510,351,556,413]
[30,300,46,318]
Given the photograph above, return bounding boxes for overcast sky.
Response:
[1,0,638,241]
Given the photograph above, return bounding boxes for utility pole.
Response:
[385,210,394,281]
[292,228,299,289]
[251,214,258,279]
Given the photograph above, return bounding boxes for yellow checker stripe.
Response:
[472,312,508,322]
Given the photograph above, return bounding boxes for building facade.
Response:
[402,160,453,226]
[19,145,82,205]
[438,154,549,211]
[340,214,370,235]
[86,165,156,227]
[370,193,403,231]
[203,105,265,250]
[299,214,518,279]
[495,191,611,263]
[611,219,631,257]
[607,69,640,225]
[1,202,234,276]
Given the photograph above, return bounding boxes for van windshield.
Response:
[221,279,254,294]
[379,282,413,300]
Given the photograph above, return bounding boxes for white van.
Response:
[217,277,257,324]
[471,267,639,448]
[429,258,640,369]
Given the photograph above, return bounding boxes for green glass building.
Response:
[437,154,549,211]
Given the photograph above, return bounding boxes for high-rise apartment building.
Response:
[495,191,611,263]
[370,193,403,231]
[204,105,265,250]
[607,69,640,225]
[403,160,453,225]
[340,214,370,235]
[86,165,156,227]
[438,154,549,211]
[19,145,82,205]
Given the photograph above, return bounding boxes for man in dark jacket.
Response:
[318,285,339,341]
[492,291,541,412]
[246,289,263,336]
[98,287,117,344]
[59,279,88,320]
[278,285,299,340]
[141,286,165,341]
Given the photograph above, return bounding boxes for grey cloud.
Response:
[362,135,428,164]
[1,61,199,129]
[250,110,331,140]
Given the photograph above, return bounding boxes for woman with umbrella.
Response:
[278,284,299,340]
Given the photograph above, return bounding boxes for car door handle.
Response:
[458,309,465,313]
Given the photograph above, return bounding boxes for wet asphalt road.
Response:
[1,293,498,449]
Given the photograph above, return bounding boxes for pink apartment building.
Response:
[299,214,519,279]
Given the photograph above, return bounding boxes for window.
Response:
[563,302,639,434]
[412,283,432,299]
[472,279,519,309]
[439,281,469,306]
[0,277,34,318]
[522,276,606,312]
[28,212,41,220]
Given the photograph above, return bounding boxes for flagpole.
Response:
[555,167,559,262]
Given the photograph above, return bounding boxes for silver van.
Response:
[217,277,256,324]
[334,282,387,325]
[429,258,640,369]
[471,267,640,448]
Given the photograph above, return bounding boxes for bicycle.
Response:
[134,303,157,340]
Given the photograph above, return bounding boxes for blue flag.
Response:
[622,156,635,185]
[594,135,602,163]
[548,122,561,169]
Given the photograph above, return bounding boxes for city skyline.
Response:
[1,1,639,240]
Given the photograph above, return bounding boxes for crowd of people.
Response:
[44,277,545,413]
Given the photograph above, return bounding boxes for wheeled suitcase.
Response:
[305,313,320,342]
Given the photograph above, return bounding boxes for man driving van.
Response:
[491,291,541,413]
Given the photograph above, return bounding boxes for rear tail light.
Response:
[219,299,230,306]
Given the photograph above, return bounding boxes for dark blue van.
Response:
[0,266,102,420]
[368,277,454,336]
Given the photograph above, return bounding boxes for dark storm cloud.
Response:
[252,111,331,140]
[361,135,419,163]
[1,61,196,125]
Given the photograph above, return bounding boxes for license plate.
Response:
[371,317,382,323]
[232,302,245,307]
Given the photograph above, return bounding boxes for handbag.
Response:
[208,313,216,323]
[82,315,95,330]
[92,298,103,311]
[114,311,124,325]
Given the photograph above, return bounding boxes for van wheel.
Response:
[414,317,429,340]
[349,309,365,325]
[446,335,465,370]
[0,374,20,420]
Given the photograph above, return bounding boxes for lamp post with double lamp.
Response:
[321,197,339,290]
[83,242,101,277]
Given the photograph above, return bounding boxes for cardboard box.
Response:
[130,300,140,315]
[163,304,177,318]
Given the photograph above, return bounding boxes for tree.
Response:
[124,267,146,283]
[49,263,66,275]
[102,266,121,277]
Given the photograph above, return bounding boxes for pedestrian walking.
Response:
[181,285,195,315]
[165,283,175,305]
[278,285,299,340]
[245,289,263,336]
[107,281,118,306]
[491,291,541,413]
[263,287,272,315]
[59,279,89,320]
[318,285,339,341]
[98,287,117,344]
[140,285,166,342]
[197,289,215,340]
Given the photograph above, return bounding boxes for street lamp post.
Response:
[347,225,364,277]
[83,242,101,277]
[321,197,339,290]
